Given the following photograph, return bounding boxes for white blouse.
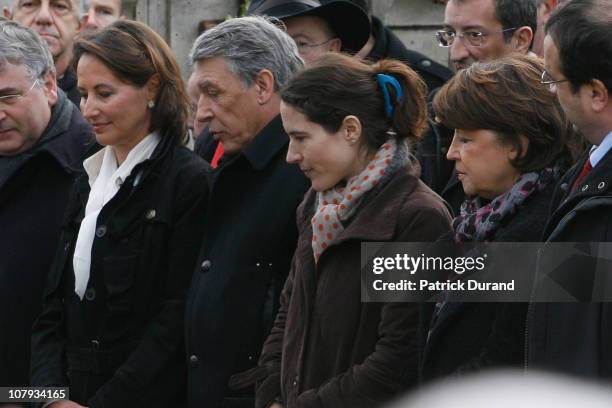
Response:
[73,132,161,299]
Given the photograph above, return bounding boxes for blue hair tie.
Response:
[376,73,404,118]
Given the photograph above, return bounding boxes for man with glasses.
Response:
[3,0,83,106]
[0,19,91,391]
[419,0,536,212]
[248,0,370,67]
[528,0,612,379]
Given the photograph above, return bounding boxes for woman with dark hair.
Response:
[243,52,452,408]
[30,20,209,408]
[419,54,576,383]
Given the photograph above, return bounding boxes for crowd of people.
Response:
[0,0,611,407]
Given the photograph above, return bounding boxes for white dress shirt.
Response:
[73,132,161,299]
[589,131,612,168]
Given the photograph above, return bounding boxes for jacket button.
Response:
[145,209,156,220]
[95,225,107,237]
[421,59,432,67]
[293,376,298,387]
[85,288,96,301]
[560,182,569,191]
[201,260,212,272]
[189,354,199,367]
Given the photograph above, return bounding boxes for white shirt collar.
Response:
[83,131,161,188]
[589,131,612,168]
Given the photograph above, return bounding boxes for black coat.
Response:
[186,116,310,408]
[58,67,81,107]
[367,16,452,94]
[416,88,465,215]
[0,92,92,388]
[30,132,210,408]
[420,180,556,383]
[527,149,612,378]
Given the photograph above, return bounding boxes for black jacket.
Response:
[420,180,556,383]
[416,87,465,215]
[186,116,310,408]
[30,132,210,408]
[58,67,81,107]
[367,16,452,93]
[0,91,92,388]
[527,148,612,378]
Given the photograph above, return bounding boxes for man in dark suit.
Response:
[185,15,310,408]
[528,0,612,378]
[0,19,91,393]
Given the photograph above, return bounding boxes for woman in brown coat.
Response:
[236,53,452,408]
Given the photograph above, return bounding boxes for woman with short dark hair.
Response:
[240,52,452,408]
[419,54,576,383]
[30,21,209,408]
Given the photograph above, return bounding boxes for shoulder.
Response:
[384,166,453,240]
[166,145,211,184]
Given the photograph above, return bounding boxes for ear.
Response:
[3,7,11,19]
[41,72,59,108]
[253,68,275,105]
[329,38,342,53]
[341,115,362,145]
[544,0,558,15]
[146,73,161,102]
[507,134,529,160]
[589,79,609,113]
[511,26,533,54]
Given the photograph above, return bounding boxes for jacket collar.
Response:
[240,115,288,171]
[367,16,389,62]
[32,90,92,173]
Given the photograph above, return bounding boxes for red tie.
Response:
[571,159,593,192]
[211,143,224,169]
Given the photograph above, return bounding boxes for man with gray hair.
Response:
[0,19,91,391]
[3,0,83,106]
[185,15,309,408]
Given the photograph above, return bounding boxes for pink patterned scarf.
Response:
[311,139,397,263]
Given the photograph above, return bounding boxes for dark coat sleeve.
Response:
[88,163,208,407]
[295,200,452,408]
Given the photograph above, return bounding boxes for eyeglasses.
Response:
[293,38,337,55]
[436,27,517,48]
[540,70,568,91]
[0,78,40,107]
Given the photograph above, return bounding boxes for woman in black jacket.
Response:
[419,54,578,382]
[30,21,209,408]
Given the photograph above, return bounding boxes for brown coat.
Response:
[252,164,452,408]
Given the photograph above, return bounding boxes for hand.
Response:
[48,401,87,408]
[269,403,284,408]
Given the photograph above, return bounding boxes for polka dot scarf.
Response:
[311,139,397,263]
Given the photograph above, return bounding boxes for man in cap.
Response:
[0,18,91,392]
[248,0,370,66]
[348,0,452,93]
